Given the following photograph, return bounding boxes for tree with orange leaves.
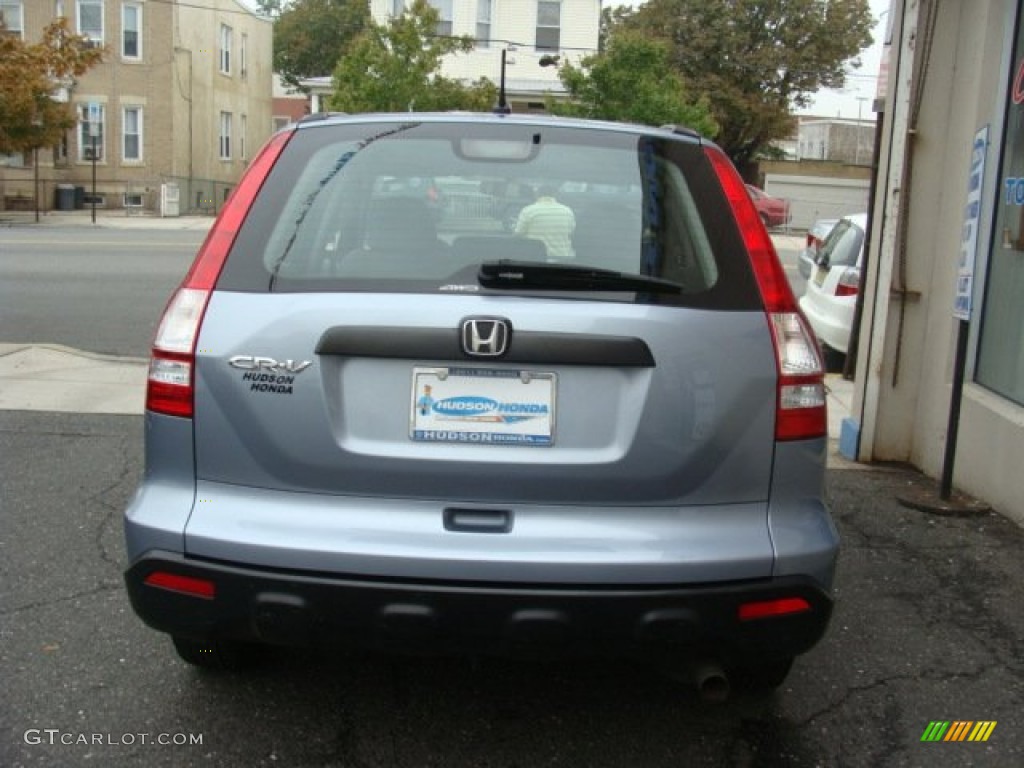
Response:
[0,17,103,155]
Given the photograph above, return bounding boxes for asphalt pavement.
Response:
[1,410,1022,767]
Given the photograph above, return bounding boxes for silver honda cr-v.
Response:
[124,113,837,694]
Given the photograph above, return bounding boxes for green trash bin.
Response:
[55,184,75,211]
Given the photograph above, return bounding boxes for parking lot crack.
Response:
[1,581,123,617]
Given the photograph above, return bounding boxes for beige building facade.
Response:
[0,0,272,214]
[850,0,1024,524]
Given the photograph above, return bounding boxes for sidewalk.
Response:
[0,208,214,231]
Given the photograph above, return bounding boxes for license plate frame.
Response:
[410,366,556,446]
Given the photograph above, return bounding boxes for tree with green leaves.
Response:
[0,17,103,155]
[273,0,371,90]
[621,0,873,174]
[549,31,718,136]
[328,0,496,114]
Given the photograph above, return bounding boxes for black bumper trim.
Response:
[125,552,833,662]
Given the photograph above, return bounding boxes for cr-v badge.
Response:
[228,355,312,374]
[228,355,312,396]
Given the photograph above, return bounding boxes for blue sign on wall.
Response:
[955,126,989,321]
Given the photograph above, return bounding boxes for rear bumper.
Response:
[125,551,833,663]
[798,294,853,354]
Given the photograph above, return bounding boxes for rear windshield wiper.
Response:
[478,260,682,294]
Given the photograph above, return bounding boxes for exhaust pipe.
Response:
[693,661,730,702]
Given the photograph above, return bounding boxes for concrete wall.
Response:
[764,174,870,231]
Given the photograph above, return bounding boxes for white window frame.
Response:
[219,111,232,160]
[121,2,142,60]
[428,0,452,37]
[122,106,142,162]
[123,193,144,208]
[0,2,24,38]
[77,103,105,162]
[476,0,491,48]
[219,24,232,75]
[76,0,104,44]
[535,0,561,52]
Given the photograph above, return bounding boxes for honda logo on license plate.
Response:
[462,317,510,357]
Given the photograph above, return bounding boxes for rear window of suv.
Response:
[218,118,762,310]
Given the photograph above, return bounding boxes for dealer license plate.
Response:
[410,367,556,446]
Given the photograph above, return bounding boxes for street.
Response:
[1,223,1023,766]
[0,228,201,358]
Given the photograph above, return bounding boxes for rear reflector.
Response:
[145,131,292,418]
[738,597,811,621]
[144,571,216,600]
[704,146,827,441]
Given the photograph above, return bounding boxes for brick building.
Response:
[0,0,272,215]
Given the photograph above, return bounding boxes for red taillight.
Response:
[705,146,826,441]
[834,266,860,297]
[146,131,292,418]
[738,597,811,621]
[144,571,216,599]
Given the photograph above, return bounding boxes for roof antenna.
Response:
[494,48,512,115]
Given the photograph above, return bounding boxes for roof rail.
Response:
[660,124,701,139]
[297,112,347,125]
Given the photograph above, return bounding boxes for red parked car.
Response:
[746,185,791,228]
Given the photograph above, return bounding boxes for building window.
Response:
[78,103,104,161]
[123,193,144,208]
[977,19,1024,406]
[428,0,452,37]
[273,116,291,132]
[77,0,103,43]
[0,2,23,38]
[536,0,560,52]
[54,134,68,165]
[476,0,491,48]
[123,106,142,162]
[1,151,26,167]
[240,33,247,77]
[391,0,404,17]
[219,24,232,74]
[122,3,141,59]
[240,114,247,162]
[219,111,232,160]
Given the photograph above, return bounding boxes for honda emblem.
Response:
[461,318,511,357]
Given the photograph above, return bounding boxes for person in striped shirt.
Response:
[515,184,576,260]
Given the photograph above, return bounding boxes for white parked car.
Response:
[799,213,867,359]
